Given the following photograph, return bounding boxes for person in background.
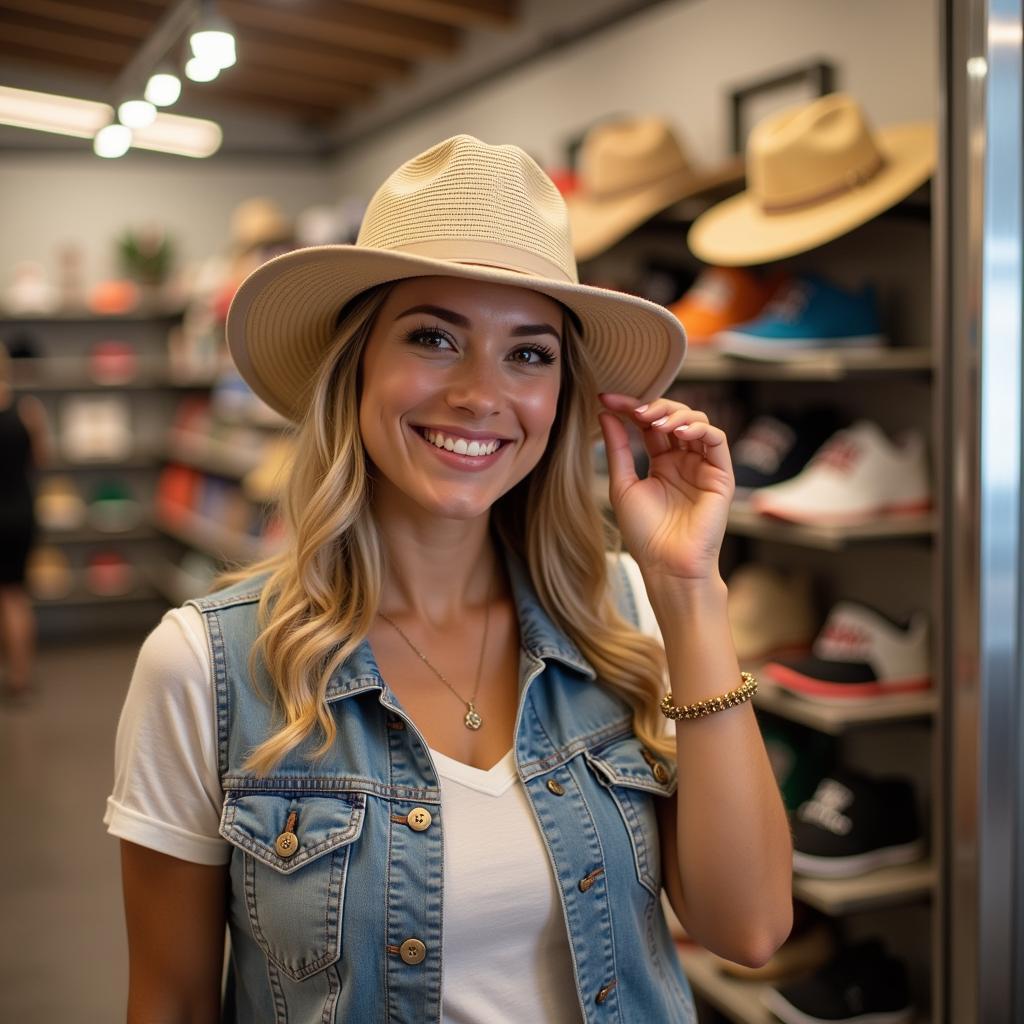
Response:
[0,341,49,702]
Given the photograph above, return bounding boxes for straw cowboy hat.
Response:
[566,116,744,262]
[688,93,936,266]
[226,134,687,426]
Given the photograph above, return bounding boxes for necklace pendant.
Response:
[464,703,482,730]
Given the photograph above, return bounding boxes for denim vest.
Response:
[186,547,696,1024]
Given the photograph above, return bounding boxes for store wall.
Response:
[0,155,334,292]
[330,0,938,193]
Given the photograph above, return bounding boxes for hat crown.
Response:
[356,134,579,284]
[748,93,885,211]
[579,116,694,198]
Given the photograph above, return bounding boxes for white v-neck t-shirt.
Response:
[103,553,662,1021]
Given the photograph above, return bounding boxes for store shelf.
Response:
[793,860,936,915]
[10,357,215,392]
[40,522,157,544]
[727,501,936,549]
[39,453,161,472]
[32,583,165,607]
[753,680,937,734]
[143,559,215,606]
[677,946,774,1024]
[152,506,271,564]
[0,306,185,323]
[679,347,934,382]
[165,429,264,480]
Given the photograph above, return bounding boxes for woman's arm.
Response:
[120,841,229,1024]
[650,574,793,968]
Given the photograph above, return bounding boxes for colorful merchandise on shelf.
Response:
[88,340,139,385]
[211,365,287,426]
[155,464,201,521]
[762,939,914,1024]
[178,551,220,596]
[713,274,885,360]
[565,116,743,262]
[35,476,87,531]
[89,279,140,315]
[763,600,931,702]
[713,903,836,982]
[87,480,142,532]
[25,545,74,599]
[4,261,59,314]
[668,267,777,345]
[727,563,817,663]
[243,435,296,503]
[86,550,136,596]
[60,394,133,462]
[791,769,925,879]
[749,420,931,526]
[732,408,843,498]
[759,718,836,815]
[688,92,935,266]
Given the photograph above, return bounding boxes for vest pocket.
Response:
[585,736,675,897]
[220,790,366,982]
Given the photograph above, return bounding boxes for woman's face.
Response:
[358,275,564,521]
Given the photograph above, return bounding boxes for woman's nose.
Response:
[444,355,503,416]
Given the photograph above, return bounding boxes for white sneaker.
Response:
[763,601,931,703]
[749,420,931,526]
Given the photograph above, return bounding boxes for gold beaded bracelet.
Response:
[659,671,758,721]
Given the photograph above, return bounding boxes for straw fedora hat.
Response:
[688,93,935,266]
[226,134,687,426]
[229,197,293,254]
[566,116,744,262]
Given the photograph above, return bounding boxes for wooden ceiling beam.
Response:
[0,0,157,38]
[219,0,461,59]
[0,43,120,81]
[0,18,134,65]
[204,84,342,124]
[354,0,517,28]
[218,66,373,105]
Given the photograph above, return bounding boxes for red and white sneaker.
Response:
[749,420,931,526]
[763,601,930,703]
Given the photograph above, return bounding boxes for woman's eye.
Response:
[512,345,557,367]
[406,326,454,350]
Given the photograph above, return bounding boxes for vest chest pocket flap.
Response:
[584,735,676,897]
[219,790,366,982]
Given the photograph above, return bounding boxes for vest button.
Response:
[546,779,566,796]
[400,938,426,964]
[595,979,617,1004]
[652,762,669,784]
[408,807,433,831]
[274,831,299,858]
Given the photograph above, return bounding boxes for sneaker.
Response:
[749,421,931,526]
[763,601,930,703]
[715,274,885,361]
[762,940,914,1024]
[669,267,777,345]
[727,563,817,663]
[759,718,836,814]
[733,407,844,498]
[791,769,924,878]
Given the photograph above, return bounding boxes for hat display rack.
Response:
[564,86,939,1023]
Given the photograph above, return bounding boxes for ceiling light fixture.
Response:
[185,55,221,83]
[190,5,236,70]
[94,123,133,158]
[144,71,182,107]
[0,85,112,139]
[118,99,157,129]
[131,110,222,158]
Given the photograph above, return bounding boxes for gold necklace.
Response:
[378,573,494,730]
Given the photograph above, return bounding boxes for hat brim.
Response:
[226,245,687,428]
[567,158,745,262]
[686,123,935,266]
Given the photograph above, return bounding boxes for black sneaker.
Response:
[762,939,913,1024]
[733,407,843,498]
[792,769,924,878]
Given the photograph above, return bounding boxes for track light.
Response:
[94,123,132,158]
[144,72,182,107]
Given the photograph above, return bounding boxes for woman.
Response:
[0,341,48,702]
[105,135,792,1023]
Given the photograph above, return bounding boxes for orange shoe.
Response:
[669,267,777,345]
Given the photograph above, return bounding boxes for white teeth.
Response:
[421,428,501,457]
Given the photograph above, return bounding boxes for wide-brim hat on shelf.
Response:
[688,93,935,266]
[227,134,687,427]
[566,116,744,262]
[230,197,293,254]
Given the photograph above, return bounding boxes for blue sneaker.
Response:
[714,274,885,360]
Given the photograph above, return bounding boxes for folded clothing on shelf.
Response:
[762,600,930,702]
[60,395,134,462]
[86,550,136,596]
[749,420,931,526]
[35,476,86,531]
[714,273,886,361]
[25,546,73,600]
[727,562,818,663]
[792,768,924,878]
[668,266,777,345]
[87,480,142,532]
[762,939,914,1024]
[733,407,844,498]
[88,340,139,385]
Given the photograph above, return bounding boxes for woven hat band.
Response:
[387,238,577,284]
[760,154,887,213]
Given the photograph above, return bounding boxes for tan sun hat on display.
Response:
[566,116,744,262]
[230,197,293,253]
[688,93,936,266]
[227,134,687,427]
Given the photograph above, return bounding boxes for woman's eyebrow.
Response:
[396,304,561,344]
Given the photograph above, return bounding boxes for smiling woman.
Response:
[105,133,792,1024]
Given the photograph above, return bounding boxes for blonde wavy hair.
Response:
[213,281,673,775]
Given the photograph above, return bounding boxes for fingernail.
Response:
[652,415,668,426]
[675,424,691,433]
[634,404,648,413]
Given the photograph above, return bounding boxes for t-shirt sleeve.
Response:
[103,605,230,865]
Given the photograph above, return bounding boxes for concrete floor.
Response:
[0,631,147,1023]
